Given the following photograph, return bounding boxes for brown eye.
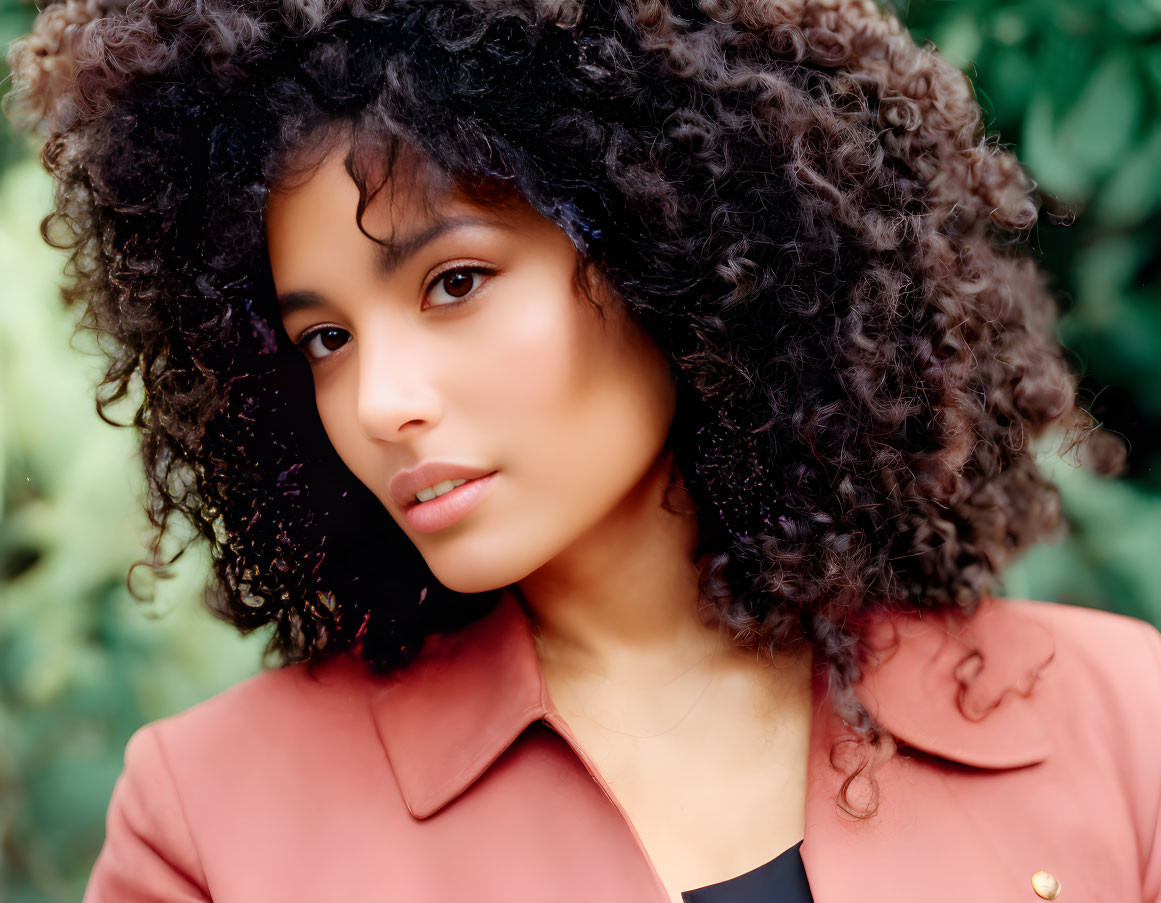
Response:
[317,328,348,351]
[297,326,350,363]
[443,271,474,298]
[426,265,495,309]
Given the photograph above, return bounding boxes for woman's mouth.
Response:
[404,472,498,534]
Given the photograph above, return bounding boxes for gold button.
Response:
[1031,871,1061,899]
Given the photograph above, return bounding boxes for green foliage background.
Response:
[1,0,1159,899]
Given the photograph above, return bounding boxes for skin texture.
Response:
[266,139,815,901]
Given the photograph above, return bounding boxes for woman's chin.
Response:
[419,556,528,598]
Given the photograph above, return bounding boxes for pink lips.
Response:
[403,472,498,533]
[389,461,497,510]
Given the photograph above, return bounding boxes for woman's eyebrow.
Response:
[276,213,516,316]
[375,214,516,277]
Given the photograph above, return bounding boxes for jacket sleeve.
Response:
[1141,619,1161,903]
[83,723,211,903]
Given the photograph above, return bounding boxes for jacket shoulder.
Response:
[84,723,212,902]
[87,659,376,902]
[964,597,1161,765]
[1006,594,1161,638]
[145,652,381,766]
[1003,597,1161,694]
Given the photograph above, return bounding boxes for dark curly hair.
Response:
[5,0,1122,815]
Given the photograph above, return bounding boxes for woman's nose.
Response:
[353,328,440,440]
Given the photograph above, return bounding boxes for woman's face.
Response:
[265,141,678,594]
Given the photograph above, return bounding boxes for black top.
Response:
[680,840,813,903]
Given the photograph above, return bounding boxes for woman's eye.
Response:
[426,265,493,308]
[296,326,350,363]
[294,265,494,365]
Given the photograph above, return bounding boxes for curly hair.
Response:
[5,0,1122,815]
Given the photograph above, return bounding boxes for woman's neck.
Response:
[515,450,740,691]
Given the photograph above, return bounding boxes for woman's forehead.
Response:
[269,132,527,227]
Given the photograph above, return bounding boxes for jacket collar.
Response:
[369,586,552,818]
[369,586,1056,820]
[852,597,1056,769]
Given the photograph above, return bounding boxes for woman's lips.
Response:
[404,472,498,534]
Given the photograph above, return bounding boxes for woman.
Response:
[5,0,1159,900]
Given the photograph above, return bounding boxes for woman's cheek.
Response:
[466,299,576,429]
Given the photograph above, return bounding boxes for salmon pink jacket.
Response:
[83,589,1161,902]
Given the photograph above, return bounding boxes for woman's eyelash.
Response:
[293,325,349,360]
[422,264,497,307]
[292,265,497,362]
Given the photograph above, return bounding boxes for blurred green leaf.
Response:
[1003,453,1161,626]
[1094,121,1161,225]
[1024,91,1093,198]
[1108,2,1161,34]
[1144,45,1161,95]
[1023,52,1144,198]
[1059,53,1143,176]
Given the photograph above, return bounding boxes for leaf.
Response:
[1108,2,1161,36]
[1022,91,1092,198]
[931,10,983,72]
[1094,121,1161,226]
[1021,50,1147,199]
[1056,53,1143,179]
[1142,45,1161,97]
